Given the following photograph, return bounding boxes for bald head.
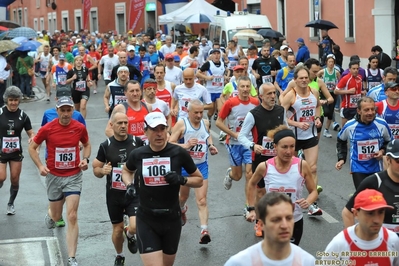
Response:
[183,68,195,88]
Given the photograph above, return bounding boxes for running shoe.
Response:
[67,257,78,266]
[323,129,332,138]
[181,205,188,226]
[254,221,263,237]
[124,226,137,254]
[46,97,50,102]
[317,185,323,194]
[199,229,211,244]
[213,112,218,121]
[114,255,125,266]
[219,131,227,141]
[333,122,340,131]
[93,89,97,94]
[6,204,15,215]
[224,168,232,190]
[45,214,56,229]
[308,203,323,216]
[55,217,66,227]
[297,150,305,160]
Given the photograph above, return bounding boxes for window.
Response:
[90,8,98,32]
[34,18,38,31]
[18,9,22,25]
[115,3,126,35]
[36,0,40,8]
[345,0,355,40]
[74,9,82,32]
[52,12,57,32]
[24,8,28,27]
[247,4,260,14]
[40,17,44,31]
[48,13,52,33]
[277,0,286,35]
[309,0,321,38]
[12,9,16,23]
[62,11,69,31]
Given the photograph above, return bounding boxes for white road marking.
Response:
[312,209,339,224]
[0,237,63,266]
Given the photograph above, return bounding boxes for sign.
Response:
[146,2,156,11]
[129,0,145,33]
[83,0,92,30]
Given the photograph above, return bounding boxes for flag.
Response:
[129,0,145,32]
[83,0,92,30]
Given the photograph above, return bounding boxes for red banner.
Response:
[129,0,145,33]
[83,0,92,30]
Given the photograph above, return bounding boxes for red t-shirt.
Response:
[34,119,89,177]
[336,74,363,109]
[126,103,149,140]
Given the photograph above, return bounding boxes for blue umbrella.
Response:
[7,27,37,39]
[15,40,42,52]
[184,13,214,23]
[11,36,28,45]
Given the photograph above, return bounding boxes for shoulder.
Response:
[290,244,315,261]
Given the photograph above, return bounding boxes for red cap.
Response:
[354,189,394,211]
[165,54,174,60]
[233,65,245,71]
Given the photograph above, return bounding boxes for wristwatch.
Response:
[246,206,255,212]
[83,157,90,163]
[250,143,255,151]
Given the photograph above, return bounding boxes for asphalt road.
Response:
[0,81,355,266]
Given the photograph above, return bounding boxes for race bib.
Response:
[262,75,273,84]
[75,80,86,91]
[212,75,223,87]
[231,91,239,97]
[142,157,171,186]
[188,140,206,159]
[357,139,378,161]
[55,147,76,169]
[139,135,148,145]
[390,124,399,140]
[58,74,67,85]
[229,58,237,69]
[115,95,127,105]
[349,94,361,108]
[268,186,296,201]
[299,107,315,122]
[261,137,276,157]
[142,61,149,71]
[2,137,20,153]
[181,98,190,113]
[325,81,336,91]
[111,165,126,190]
[40,66,47,72]
[235,116,245,133]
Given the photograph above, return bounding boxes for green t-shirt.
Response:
[223,81,257,97]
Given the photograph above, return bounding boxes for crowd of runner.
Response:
[2,27,399,265]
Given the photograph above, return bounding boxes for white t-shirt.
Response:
[322,224,399,265]
[99,54,119,80]
[159,44,176,55]
[173,83,212,119]
[230,74,257,88]
[165,66,183,85]
[143,98,170,117]
[225,242,315,266]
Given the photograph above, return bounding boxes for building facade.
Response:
[247,0,398,64]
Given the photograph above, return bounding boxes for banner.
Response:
[83,0,92,30]
[129,0,145,33]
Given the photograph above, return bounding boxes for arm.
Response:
[204,119,218,155]
[103,85,111,114]
[336,136,348,170]
[28,140,50,176]
[318,79,334,104]
[170,97,178,117]
[92,159,109,178]
[298,160,318,208]
[245,162,266,222]
[196,69,212,81]
[279,81,295,103]
[316,69,324,79]
[168,120,187,148]
[185,168,203,188]
[87,55,97,70]
[215,116,237,140]
[342,207,355,228]
[122,164,136,186]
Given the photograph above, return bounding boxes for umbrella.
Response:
[174,24,187,33]
[305,20,338,30]
[257,29,284,39]
[0,20,20,29]
[11,36,28,45]
[0,26,8,31]
[0,40,20,53]
[233,30,264,41]
[7,27,37,39]
[184,13,215,24]
[15,40,42,52]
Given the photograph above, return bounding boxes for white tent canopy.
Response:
[158,0,227,25]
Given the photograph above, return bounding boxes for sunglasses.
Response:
[388,87,399,92]
[390,156,399,163]
[166,59,174,62]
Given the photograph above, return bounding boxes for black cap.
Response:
[350,55,361,63]
[386,140,399,159]
[384,81,399,91]
[176,43,183,48]
[248,45,257,50]
[56,86,72,97]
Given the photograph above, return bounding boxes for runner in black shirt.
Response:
[342,140,399,233]
[251,46,281,88]
[0,86,34,215]
[122,112,203,266]
[92,112,144,266]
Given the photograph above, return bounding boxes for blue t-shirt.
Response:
[275,67,294,91]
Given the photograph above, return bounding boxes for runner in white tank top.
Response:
[246,125,319,245]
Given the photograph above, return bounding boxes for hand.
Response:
[207,75,214,81]
[39,164,50,176]
[186,138,198,149]
[298,122,310,130]
[125,183,137,199]
[295,198,309,209]
[209,145,218,155]
[361,90,367,96]
[335,160,345,170]
[320,100,327,105]
[245,210,256,222]
[78,159,88,171]
[102,162,112,176]
[170,109,178,117]
[164,171,187,185]
[373,150,384,160]
[315,118,322,128]
[105,106,110,113]
[253,144,265,154]
[72,74,77,80]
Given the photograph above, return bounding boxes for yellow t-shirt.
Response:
[223,82,257,96]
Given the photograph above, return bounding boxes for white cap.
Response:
[144,112,168,128]
[127,45,135,51]
[39,33,43,38]
[280,45,289,50]
[54,30,60,33]
[76,39,82,44]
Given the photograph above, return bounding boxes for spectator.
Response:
[371,45,392,70]
[295,38,310,63]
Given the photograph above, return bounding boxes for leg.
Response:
[140,251,165,266]
[303,144,319,186]
[65,194,80,257]
[79,98,88,119]
[194,179,209,226]
[207,101,216,120]
[229,165,243,181]
[291,218,304,245]
[244,163,252,200]
[8,161,22,205]
[162,253,177,266]
[351,173,369,190]
[0,162,7,188]
[112,222,124,254]
[74,103,80,113]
